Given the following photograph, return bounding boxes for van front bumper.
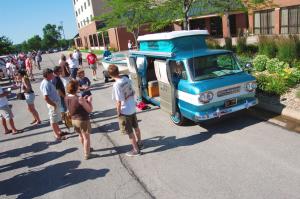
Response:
[193,98,258,121]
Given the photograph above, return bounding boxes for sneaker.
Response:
[138,141,144,150]
[84,153,99,160]
[125,150,141,157]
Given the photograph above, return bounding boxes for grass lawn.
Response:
[80,49,103,55]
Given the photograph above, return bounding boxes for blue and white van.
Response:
[127,30,258,125]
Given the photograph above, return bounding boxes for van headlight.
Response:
[199,91,214,103]
[246,82,257,92]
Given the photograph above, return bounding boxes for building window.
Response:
[84,2,86,9]
[88,0,90,6]
[81,21,83,27]
[93,34,98,46]
[254,9,274,35]
[90,14,93,21]
[81,6,83,12]
[89,35,94,47]
[76,11,78,17]
[78,23,80,28]
[73,0,76,5]
[281,6,300,34]
[78,9,80,15]
[87,17,89,24]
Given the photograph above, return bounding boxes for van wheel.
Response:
[170,110,186,126]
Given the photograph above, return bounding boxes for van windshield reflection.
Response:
[188,53,242,81]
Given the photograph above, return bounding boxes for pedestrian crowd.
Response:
[1,48,143,160]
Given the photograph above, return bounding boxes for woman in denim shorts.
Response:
[18,70,41,125]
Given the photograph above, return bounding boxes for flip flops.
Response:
[12,130,23,135]
[5,130,12,134]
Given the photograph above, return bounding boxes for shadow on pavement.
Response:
[89,82,111,92]
[0,141,59,160]
[0,161,109,199]
[93,111,263,157]
[0,148,77,173]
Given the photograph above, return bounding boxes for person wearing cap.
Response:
[40,68,66,141]
[86,50,98,81]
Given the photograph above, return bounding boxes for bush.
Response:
[258,36,277,58]
[253,55,269,72]
[296,89,300,99]
[237,55,252,68]
[206,38,221,49]
[276,37,297,64]
[265,58,289,73]
[236,36,247,54]
[224,37,232,50]
[246,44,258,54]
[255,73,288,96]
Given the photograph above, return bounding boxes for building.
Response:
[72,0,141,51]
[73,0,300,51]
[186,0,300,44]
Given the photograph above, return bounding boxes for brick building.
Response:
[73,0,300,51]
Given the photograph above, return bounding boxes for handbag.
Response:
[64,112,73,128]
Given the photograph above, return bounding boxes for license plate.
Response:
[225,98,237,107]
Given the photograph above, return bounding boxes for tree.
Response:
[27,35,42,50]
[96,0,154,47]
[42,24,61,48]
[0,36,14,55]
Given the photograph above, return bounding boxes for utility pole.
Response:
[60,21,66,40]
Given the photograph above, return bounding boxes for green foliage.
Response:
[27,35,42,50]
[258,36,277,58]
[236,36,247,54]
[42,24,61,48]
[255,73,288,96]
[206,38,221,49]
[253,55,269,72]
[97,0,153,44]
[237,55,252,68]
[224,37,232,50]
[0,36,14,55]
[276,37,297,64]
[296,89,300,99]
[265,58,288,73]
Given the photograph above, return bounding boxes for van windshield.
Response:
[187,53,243,81]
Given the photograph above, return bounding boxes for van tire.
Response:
[170,109,186,126]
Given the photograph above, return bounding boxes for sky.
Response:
[0,0,77,44]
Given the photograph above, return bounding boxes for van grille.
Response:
[217,86,240,97]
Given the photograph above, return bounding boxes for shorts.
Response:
[24,92,35,104]
[89,63,97,70]
[72,119,91,134]
[118,113,138,134]
[47,102,62,124]
[0,105,14,120]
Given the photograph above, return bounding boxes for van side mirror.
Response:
[245,62,253,68]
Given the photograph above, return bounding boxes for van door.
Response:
[128,56,142,98]
[154,60,176,115]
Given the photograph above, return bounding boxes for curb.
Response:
[256,100,300,121]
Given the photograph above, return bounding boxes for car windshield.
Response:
[187,53,243,81]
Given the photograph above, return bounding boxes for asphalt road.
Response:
[0,52,299,199]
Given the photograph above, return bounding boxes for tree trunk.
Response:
[224,12,231,38]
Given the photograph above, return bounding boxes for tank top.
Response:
[65,95,89,120]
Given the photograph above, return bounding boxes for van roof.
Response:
[137,30,209,41]
[173,49,231,60]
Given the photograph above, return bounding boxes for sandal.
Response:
[5,130,12,134]
[55,135,66,141]
[30,120,37,124]
[60,131,70,136]
[12,130,23,135]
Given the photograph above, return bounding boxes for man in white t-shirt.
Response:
[67,53,79,79]
[108,64,143,157]
[0,86,22,134]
